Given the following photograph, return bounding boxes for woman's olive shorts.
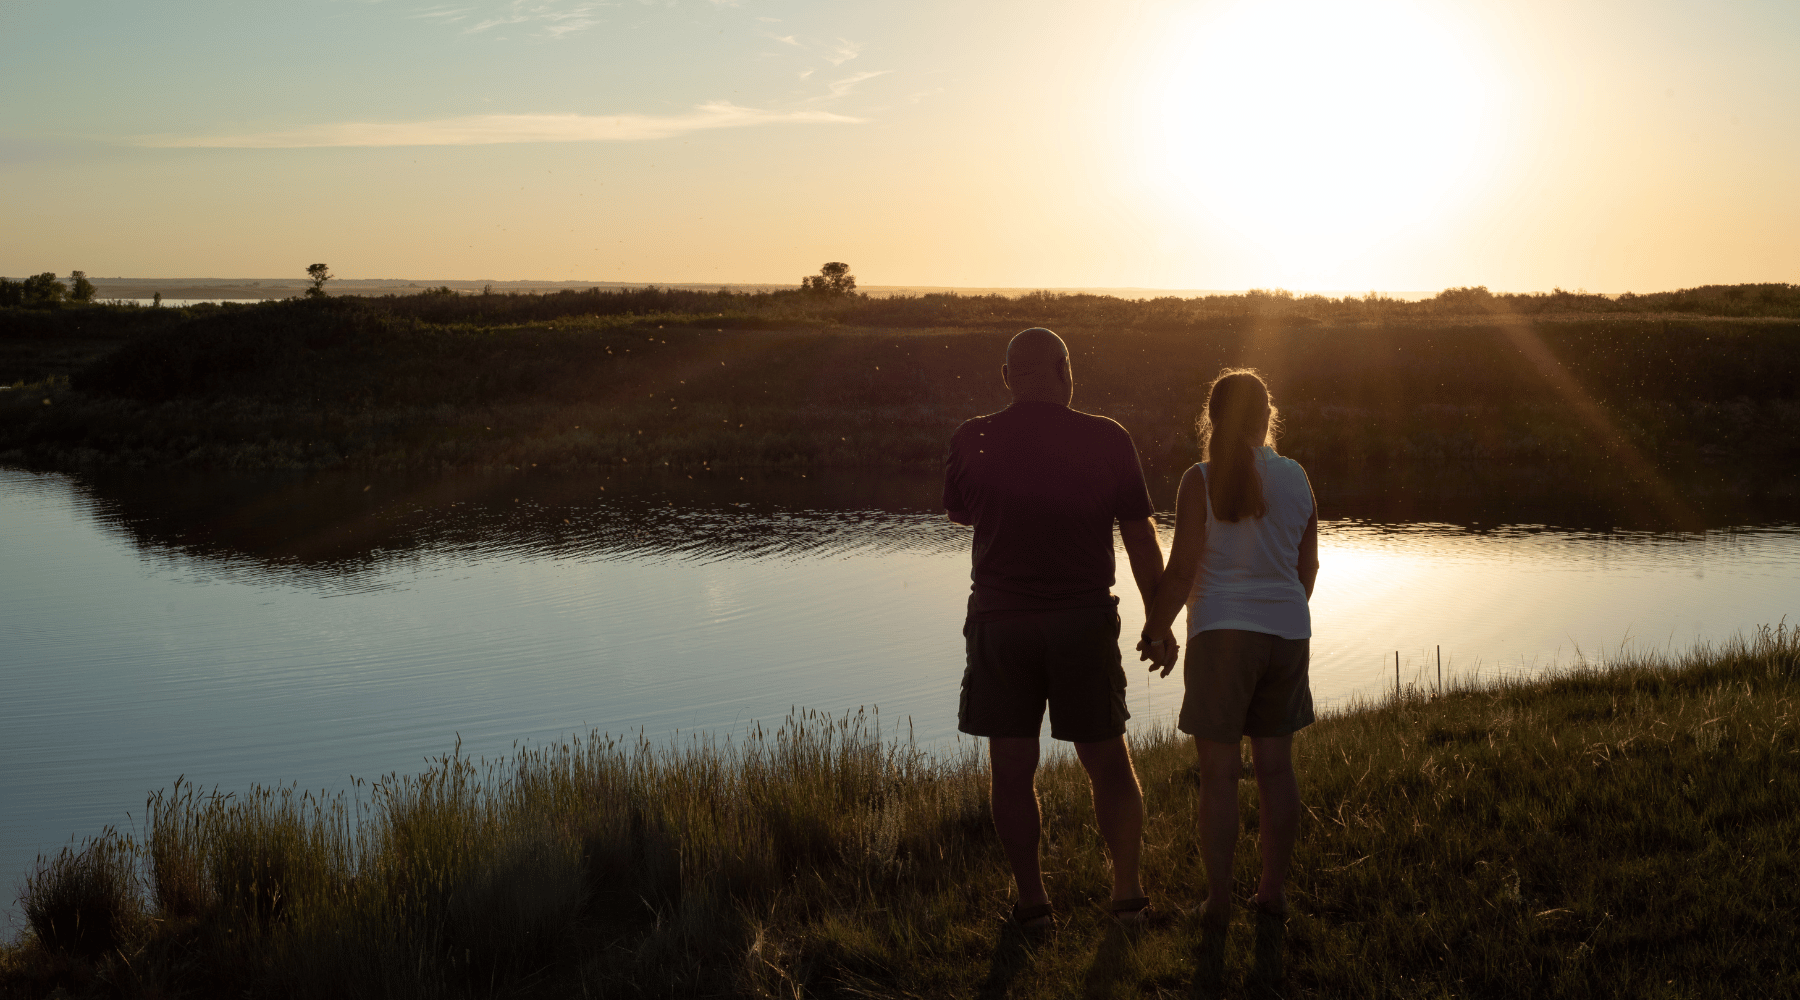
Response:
[1178,628,1314,743]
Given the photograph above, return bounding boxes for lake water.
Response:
[106,298,282,308]
[3,464,1798,926]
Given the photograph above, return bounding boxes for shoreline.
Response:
[6,626,1797,997]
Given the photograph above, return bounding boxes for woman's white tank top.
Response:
[1187,447,1314,640]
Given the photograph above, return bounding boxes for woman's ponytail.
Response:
[1198,369,1276,522]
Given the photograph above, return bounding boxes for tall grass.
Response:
[7,626,1797,997]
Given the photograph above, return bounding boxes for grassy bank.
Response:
[5,626,1796,998]
[2,289,1798,503]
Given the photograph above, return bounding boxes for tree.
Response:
[22,273,66,306]
[68,270,96,303]
[801,261,856,296]
[305,263,333,298]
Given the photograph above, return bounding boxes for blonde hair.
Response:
[1197,369,1279,522]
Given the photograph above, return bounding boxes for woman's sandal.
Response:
[1194,896,1231,934]
[1009,901,1055,940]
[1250,895,1289,984]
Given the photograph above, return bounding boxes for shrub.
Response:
[73,297,392,401]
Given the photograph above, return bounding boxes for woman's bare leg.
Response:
[1194,737,1243,920]
[1248,735,1299,908]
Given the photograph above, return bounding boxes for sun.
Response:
[1136,0,1501,276]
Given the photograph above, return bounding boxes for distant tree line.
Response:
[340,278,1800,329]
[1,263,334,310]
[0,271,95,308]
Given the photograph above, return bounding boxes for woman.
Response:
[1140,368,1319,933]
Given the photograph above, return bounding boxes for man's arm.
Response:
[1140,465,1209,676]
[1118,517,1165,615]
[1119,516,1176,671]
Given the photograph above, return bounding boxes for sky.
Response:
[2,0,1797,292]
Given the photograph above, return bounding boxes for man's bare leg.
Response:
[988,737,1049,908]
[1248,735,1299,910]
[1074,735,1147,903]
[1194,737,1243,923]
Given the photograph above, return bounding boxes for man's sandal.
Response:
[1109,896,1168,930]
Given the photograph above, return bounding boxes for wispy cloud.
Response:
[412,1,608,37]
[138,103,861,149]
[822,70,888,101]
[411,5,479,24]
[474,1,606,35]
[825,38,861,65]
[770,34,799,46]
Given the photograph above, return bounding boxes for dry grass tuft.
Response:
[21,832,142,960]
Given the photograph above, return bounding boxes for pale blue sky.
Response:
[4,1,906,136]
[3,0,1797,290]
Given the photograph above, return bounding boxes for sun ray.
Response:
[1495,315,1698,529]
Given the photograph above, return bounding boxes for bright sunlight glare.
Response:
[1138,0,1501,279]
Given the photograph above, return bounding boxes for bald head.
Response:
[1003,327,1073,405]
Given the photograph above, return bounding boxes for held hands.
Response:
[1137,625,1180,678]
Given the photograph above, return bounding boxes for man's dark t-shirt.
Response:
[943,401,1155,622]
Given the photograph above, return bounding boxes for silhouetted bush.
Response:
[74,298,399,402]
[1,301,188,341]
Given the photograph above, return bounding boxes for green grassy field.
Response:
[3,289,1798,514]
[6,625,1795,998]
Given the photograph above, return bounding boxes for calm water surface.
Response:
[4,465,1797,924]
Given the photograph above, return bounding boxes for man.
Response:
[943,327,1180,933]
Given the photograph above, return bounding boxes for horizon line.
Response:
[72,277,1757,300]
